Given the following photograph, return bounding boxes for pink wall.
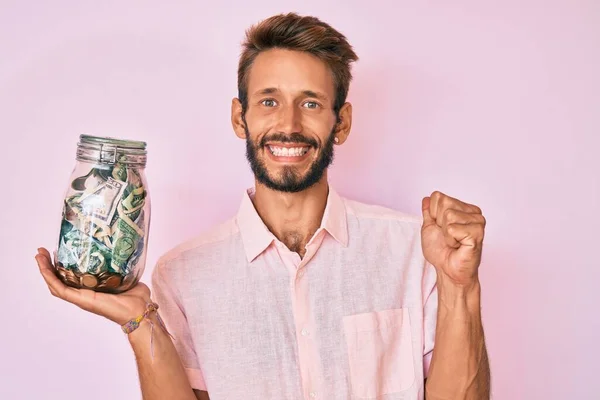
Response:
[1,1,598,399]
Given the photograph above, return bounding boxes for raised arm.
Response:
[420,192,491,399]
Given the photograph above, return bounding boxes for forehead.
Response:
[246,48,335,98]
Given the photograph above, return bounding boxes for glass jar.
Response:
[54,134,150,294]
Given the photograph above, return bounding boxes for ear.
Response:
[333,102,352,145]
[231,98,247,139]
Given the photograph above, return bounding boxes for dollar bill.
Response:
[110,203,144,273]
[75,177,125,224]
[79,239,112,274]
[122,186,145,210]
[58,231,79,268]
[112,163,128,182]
[70,167,112,191]
[58,219,114,274]
[127,168,143,187]
[122,185,146,221]
[126,209,147,271]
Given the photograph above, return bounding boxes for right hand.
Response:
[36,247,151,325]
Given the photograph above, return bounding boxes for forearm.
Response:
[128,314,197,400]
[425,279,490,400]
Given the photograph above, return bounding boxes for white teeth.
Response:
[268,146,309,157]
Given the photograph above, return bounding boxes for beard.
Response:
[244,123,336,193]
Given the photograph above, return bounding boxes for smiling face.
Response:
[232,48,351,193]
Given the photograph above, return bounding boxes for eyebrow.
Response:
[254,87,329,102]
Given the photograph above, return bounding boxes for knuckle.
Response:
[441,196,453,209]
[430,191,443,204]
[479,224,486,236]
[444,208,458,223]
[446,223,457,235]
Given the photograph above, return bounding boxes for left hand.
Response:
[421,191,486,287]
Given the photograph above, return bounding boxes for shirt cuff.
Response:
[186,367,207,391]
[423,352,433,378]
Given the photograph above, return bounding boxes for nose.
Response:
[275,104,302,134]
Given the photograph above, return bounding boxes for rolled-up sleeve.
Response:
[422,261,438,378]
[151,260,207,391]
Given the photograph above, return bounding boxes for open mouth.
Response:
[267,145,311,158]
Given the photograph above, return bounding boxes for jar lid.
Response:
[76,134,147,167]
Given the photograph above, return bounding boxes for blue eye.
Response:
[261,99,277,107]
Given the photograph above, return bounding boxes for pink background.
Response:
[1,1,598,399]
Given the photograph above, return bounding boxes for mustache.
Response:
[259,132,318,148]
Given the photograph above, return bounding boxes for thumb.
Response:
[421,196,435,226]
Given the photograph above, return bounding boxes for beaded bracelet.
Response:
[121,302,173,361]
[121,302,159,334]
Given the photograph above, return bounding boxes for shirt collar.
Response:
[236,185,349,263]
[320,186,349,248]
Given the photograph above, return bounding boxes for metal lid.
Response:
[76,134,147,167]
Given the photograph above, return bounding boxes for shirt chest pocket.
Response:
[342,308,416,398]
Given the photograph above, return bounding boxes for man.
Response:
[36,12,490,400]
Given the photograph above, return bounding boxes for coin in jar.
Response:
[81,274,98,288]
[64,269,81,286]
[100,274,122,289]
[54,265,68,279]
[97,271,111,281]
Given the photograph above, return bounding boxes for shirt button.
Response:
[298,270,304,278]
[301,328,309,336]
[309,392,317,398]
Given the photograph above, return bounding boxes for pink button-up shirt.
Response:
[151,186,438,400]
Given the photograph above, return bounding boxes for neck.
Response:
[252,175,329,257]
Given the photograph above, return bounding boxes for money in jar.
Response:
[54,134,151,294]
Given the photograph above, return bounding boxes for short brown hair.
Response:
[238,13,359,115]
